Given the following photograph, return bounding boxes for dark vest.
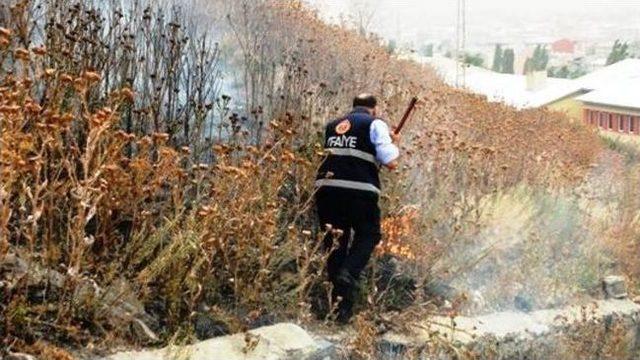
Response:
[316,107,381,194]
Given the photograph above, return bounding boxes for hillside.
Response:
[0,0,615,358]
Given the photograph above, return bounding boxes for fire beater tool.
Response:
[394,96,419,135]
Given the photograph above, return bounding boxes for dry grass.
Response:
[0,0,607,357]
[594,137,640,289]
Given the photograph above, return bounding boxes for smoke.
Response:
[437,158,624,315]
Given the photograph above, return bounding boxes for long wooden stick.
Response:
[394,96,419,134]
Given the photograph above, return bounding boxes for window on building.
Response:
[609,114,614,129]
[629,116,634,133]
[600,113,606,128]
[619,115,625,131]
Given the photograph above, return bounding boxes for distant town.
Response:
[412,35,638,81]
[310,1,640,80]
[382,4,640,137]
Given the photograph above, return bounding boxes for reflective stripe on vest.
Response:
[315,179,381,194]
[325,148,377,164]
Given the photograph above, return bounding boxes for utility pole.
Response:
[455,0,467,87]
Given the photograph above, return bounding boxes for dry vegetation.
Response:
[594,138,640,287]
[0,0,612,357]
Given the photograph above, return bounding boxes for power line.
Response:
[455,0,467,87]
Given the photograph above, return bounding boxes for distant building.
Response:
[543,59,640,120]
[417,55,640,132]
[579,79,640,135]
[415,55,574,109]
[551,39,576,54]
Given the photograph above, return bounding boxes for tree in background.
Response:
[606,39,630,65]
[491,44,516,74]
[548,61,588,79]
[524,45,549,73]
[492,44,503,72]
[348,0,380,37]
[421,43,434,57]
[387,39,397,54]
[549,65,571,78]
[502,48,515,74]
[464,52,484,67]
[631,40,640,58]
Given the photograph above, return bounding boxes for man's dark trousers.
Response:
[315,186,382,320]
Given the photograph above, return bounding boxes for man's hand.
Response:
[384,160,398,170]
[391,129,401,144]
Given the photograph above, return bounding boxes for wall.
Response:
[547,96,585,120]
[583,104,640,136]
[385,299,640,360]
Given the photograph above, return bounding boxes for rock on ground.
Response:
[5,352,38,360]
[390,298,640,359]
[102,323,335,360]
[603,275,628,299]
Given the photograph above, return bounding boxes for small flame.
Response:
[377,208,417,260]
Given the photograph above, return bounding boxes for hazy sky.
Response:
[305,0,640,45]
[307,0,640,17]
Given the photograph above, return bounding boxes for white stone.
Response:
[130,318,160,344]
[603,275,628,299]
[104,323,326,360]
[6,352,37,360]
[415,299,640,345]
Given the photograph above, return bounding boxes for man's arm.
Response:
[385,131,401,170]
[370,119,400,170]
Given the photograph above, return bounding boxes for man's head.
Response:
[353,93,377,116]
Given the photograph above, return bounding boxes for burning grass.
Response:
[0,0,609,357]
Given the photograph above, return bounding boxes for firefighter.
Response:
[315,93,400,323]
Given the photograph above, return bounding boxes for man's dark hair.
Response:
[353,93,377,109]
